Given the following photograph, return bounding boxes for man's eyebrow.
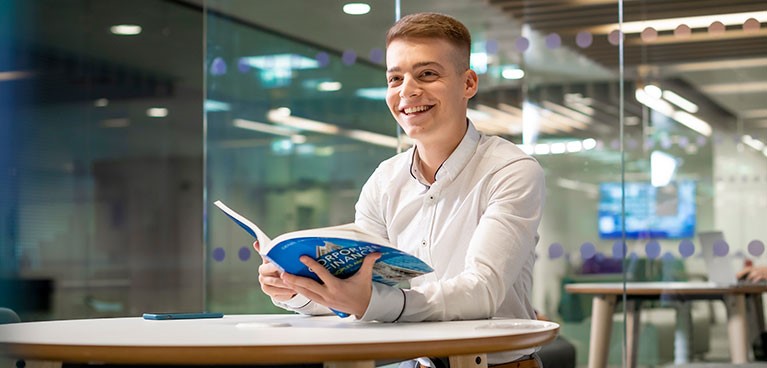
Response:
[386,61,444,73]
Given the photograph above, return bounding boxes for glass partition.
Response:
[1,0,204,320]
[2,0,764,367]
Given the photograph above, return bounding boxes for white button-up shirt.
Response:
[276,122,545,363]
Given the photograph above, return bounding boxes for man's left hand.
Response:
[281,252,381,318]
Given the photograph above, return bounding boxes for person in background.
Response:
[738,264,767,282]
[257,12,546,368]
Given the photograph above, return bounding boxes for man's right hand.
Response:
[254,241,297,301]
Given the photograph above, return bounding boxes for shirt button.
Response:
[421,240,427,247]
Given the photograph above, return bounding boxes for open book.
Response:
[213,200,433,287]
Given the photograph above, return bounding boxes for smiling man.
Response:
[258,12,546,368]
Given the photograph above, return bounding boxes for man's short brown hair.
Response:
[385,12,471,71]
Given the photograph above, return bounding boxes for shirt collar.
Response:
[408,119,481,186]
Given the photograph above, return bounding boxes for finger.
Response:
[299,256,337,284]
[736,267,752,279]
[260,275,292,288]
[253,241,270,263]
[288,284,326,305]
[258,263,282,276]
[355,253,382,280]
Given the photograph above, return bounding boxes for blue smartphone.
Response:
[142,312,224,320]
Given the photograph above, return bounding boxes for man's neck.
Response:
[415,124,468,184]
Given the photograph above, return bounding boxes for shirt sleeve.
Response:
[272,294,334,316]
[361,158,545,322]
[355,165,389,239]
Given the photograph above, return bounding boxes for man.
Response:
[257,12,545,366]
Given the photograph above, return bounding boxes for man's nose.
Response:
[399,76,422,98]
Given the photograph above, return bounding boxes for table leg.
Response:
[449,353,488,368]
[324,360,375,368]
[725,294,748,363]
[625,300,641,368]
[672,301,693,364]
[589,294,617,368]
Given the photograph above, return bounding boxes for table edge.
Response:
[0,327,559,364]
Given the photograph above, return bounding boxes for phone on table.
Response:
[142,312,224,320]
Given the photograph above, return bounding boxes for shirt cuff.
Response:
[359,283,405,322]
[275,294,311,310]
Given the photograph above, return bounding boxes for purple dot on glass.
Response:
[580,242,596,260]
[515,37,530,52]
[612,240,626,259]
[679,239,695,258]
[661,137,673,149]
[315,52,330,67]
[545,33,561,49]
[610,139,620,150]
[575,31,593,48]
[644,139,655,150]
[661,251,675,262]
[748,240,765,257]
[744,18,761,33]
[675,24,691,38]
[696,135,707,146]
[708,21,725,35]
[678,136,689,148]
[627,138,638,150]
[342,50,357,65]
[368,48,384,64]
[645,240,661,259]
[237,58,251,73]
[485,39,499,54]
[608,30,623,46]
[549,242,564,259]
[238,246,251,261]
[641,27,658,42]
[212,247,225,262]
[713,239,729,257]
[211,57,227,76]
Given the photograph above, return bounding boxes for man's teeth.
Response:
[404,105,431,114]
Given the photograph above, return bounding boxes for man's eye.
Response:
[421,71,438,78]
[388,76,401,83]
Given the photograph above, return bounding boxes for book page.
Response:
[213,200,272,250]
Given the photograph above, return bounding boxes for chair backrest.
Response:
[0,307,20,324]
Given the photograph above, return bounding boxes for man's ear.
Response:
[464,69,479,99]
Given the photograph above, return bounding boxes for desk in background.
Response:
[566,281,767,368]
[0,314,559,368]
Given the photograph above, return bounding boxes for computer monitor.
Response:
[598,180,696,239]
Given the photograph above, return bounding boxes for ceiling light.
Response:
[643,84,663,99]
[673,111,712,137]
[205,99,231,112]
[146,107,168,118]
[110,24,142,36]
[651,151,677,187]
[550,143,567,154]
[597,11,767,34]
[343,3,370,15]
[742,135,766,152]
[0,70,34,82]
[233,119,296,136]
[240,54,319,70]
[355,87,387,100]
[662,90,698,113]
[94,98,109,107]
[583,138,598,150]
[317,81,342,92]
[501,67,525,80]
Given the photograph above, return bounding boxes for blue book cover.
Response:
[214,200,433,287]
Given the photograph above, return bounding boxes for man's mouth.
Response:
[402,105,434,115]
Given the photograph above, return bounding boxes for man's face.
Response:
[385,38,478,144]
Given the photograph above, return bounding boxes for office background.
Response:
[1,0,765,366]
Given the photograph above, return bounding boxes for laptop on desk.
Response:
[699,231,737,286]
